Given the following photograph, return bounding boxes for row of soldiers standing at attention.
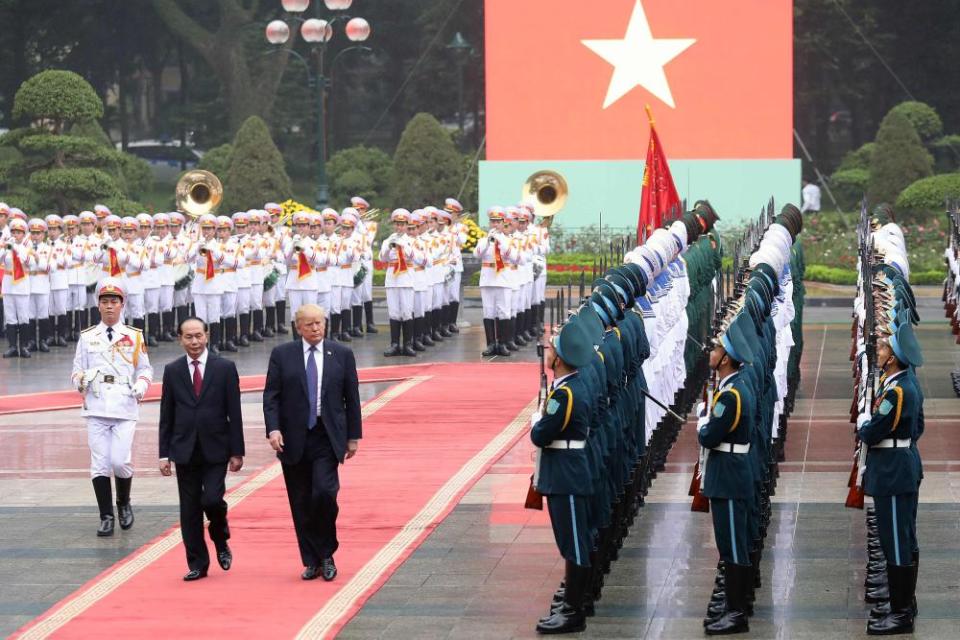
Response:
[848,203,924,636]
[692,202,805,635]
[0,196,471,357]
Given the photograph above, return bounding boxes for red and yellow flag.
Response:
[638,109,681,242]
[109,248,122,277]
[11,249,26,282]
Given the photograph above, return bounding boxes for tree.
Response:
[390,113,464,207]
[889,101,943,143]
[222,116,292,212]
[198,143,234,177]
[868,109,933,206]
[327,145,392,206]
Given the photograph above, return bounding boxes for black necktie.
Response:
[106,326,114,343]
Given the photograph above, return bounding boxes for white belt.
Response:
[711,442,750,454]
[545,440,586,450]
[872,438,911,449]
[85,369,131,386]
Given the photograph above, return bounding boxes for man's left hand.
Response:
[346,439,359,460]
[229,456,243,472]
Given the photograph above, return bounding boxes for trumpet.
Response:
[198,242,209,256]
[360,207,382,222]
[4,242,13,251]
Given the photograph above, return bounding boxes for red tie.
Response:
[192,360,202,397]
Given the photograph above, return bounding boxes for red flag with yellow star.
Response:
[638,119,680,242]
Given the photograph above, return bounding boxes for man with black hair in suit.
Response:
[159,316,244,581]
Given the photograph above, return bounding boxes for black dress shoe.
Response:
[301,565,320,581]
[97,514,115,537]
[117,503,134,530]
[321,557,337,581]
[183,568,208,581]
[535,604,585,634]
[217,544,232,571]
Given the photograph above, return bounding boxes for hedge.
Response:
[805,264,944,286]
[895,172,960,217]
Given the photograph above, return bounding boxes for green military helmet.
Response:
[872,203,896,228]
[747,277,772,314]
[889,319,923,368]
[589,289,617,327]
[620,262,648,297]
[752,263,780,297]
[576,303,605,344]
[719,313,755,366]
[605,270,636,308]
[552,314,597,369]
[777,203,803,239]
[592,280,625,322]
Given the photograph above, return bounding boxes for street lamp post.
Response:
[446,32,472,138]
[266,0,372,209]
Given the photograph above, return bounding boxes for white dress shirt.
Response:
[186,349,209,386]
[302,338,325,417]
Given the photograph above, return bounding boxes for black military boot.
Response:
[448,300,460,333]
[237,313,251,346]
[115,476,134,530]
[250,310,265,342]
[176,305,190,336]
[401,319,417,356]
[35,318,50,352]
[24,318,38,352]
[71,310,83,341]
[867,564,915,635]
[383,320,402,357]
[437,309,452,338]
[339,311,353,342]
[208,322,221,356]
[275,300,289,334]
[350,305,363,337]
[160,311,175,341]
[146,313,159,347]
[262,307,276,337]
[55,315,69,346]
[536,561,588,634]
[505,317,521,350]
[3,325,19,358]
[704,562,750,635]
[363,300,378,333]
[223,317,239,352]
[419,315,434,347]
[328,313,340,342]
[481,318,497,357]
[494,319,511,357]
[92,476,115,537]
[18,324,31,358]
[90,306,101,326]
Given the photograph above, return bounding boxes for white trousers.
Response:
[263,283,279,307]
[193,293,221,323]
[159,285,174,312]
[481,287,512,319]
[249,283,264,311]
[144,287,160,314]
[237,287,251,315]
[413,289,426,317]
[87,417,136,479]
[328,286,342,314]
[386,287,414,320]
[287,289,317,321]
[340,285,353,311]
[317,291,331,317]
[3,294,30,324]
[350,283,362,307]
[30,293,50,319]
[361,263,373,302]
[173,286,190,307]
[221,290,238,318]
[535,274,547,303]
[446,272,462,303]
[126,292,145,319]
[50,288,70,316]
[70,284,87,311]
[432,283,443,310]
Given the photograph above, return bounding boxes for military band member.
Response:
[531,313,596,635]
[189,214,224,353]
[168,212,193,331]
[25,218,52,353]
[242,210,267,342]
[313,209,337,319]
[442,198,467,333]
[71,278,153,537]
[231,212,254,346]
[381,209,417,356]
[331,210,359,342]
[857,323,922,636]
[45,214,71,347]
[698,316,756,636]
[1,218,34,358]
[407,209,432,350]
[152,213,178,342]
[282,212,318,340]
[475,207,516,356]
[216,215,241,352]
[117,217,146,332]
[131,214,159,347]
[351,196,378,333]
[63,214,84,339]
[265,202,290,335]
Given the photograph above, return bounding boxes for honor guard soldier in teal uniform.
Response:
[531,312,597,635]
[857,320,922,635]
[698,314,755,635]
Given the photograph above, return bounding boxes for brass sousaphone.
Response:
[521,170,568,228]
[172,169,223,287]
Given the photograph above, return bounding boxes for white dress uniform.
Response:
[188,234,224,324]
[1,231,34,332]
[282,230,319,320]
[69,229,92,316]
[313,230,336,314]
[71,321,152,479]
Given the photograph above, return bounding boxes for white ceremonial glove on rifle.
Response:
[856,412,871,430]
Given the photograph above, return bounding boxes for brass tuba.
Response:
[176,170,223,218]
[521,170,567,228]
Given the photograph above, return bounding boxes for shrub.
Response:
[837,142,875,171]
[390,113,464,207]
[116,153,152,199]
[888,101,943,143]
[223,116,293,212]
[894,173,960,218]
[829,168,869,210]
[868,110,933,206]
[327,145,392,207]
[198,143,234,177]
[13,70,103,127]
[804,264,857,285]
[931,135,960,174]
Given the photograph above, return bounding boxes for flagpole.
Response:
[645,103,656,126]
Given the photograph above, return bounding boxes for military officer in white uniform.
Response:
[71,278,153,537]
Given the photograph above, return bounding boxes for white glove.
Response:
[695,401,707,418]
[530,411,543,427]
[132,379,149,402]
[856,412,871,429]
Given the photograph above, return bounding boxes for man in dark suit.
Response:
[263,303,362,581]
[159,317,244,581]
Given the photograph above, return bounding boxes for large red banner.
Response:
[485,0,793,160]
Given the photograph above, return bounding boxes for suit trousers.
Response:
[281,425,341,567]
[546,494,591,568]
[710,497,749,566]
[176,445,229,571]
[872,492,917,566]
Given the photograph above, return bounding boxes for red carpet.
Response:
[0,365,409,416]
[13,361,538,640]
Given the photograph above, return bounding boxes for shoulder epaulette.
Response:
[80,325,98,334]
